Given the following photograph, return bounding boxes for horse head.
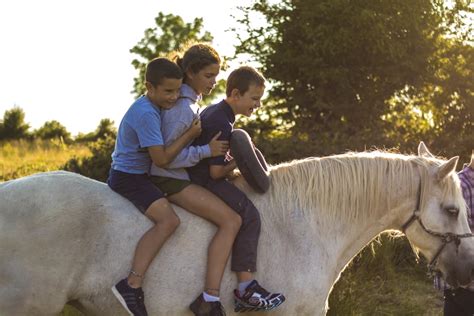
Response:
[402,142,474,287]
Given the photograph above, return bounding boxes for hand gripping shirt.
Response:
[149,84,211,180]
[187,100,235,186]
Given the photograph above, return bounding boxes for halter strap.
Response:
[401,179,474,273]
[401,185,421,233]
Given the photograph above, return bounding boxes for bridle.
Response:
[401,181,474,273]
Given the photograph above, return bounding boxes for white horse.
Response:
[1,142,473,316]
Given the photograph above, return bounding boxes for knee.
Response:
[161,214,180,235]
[147,199,180,233]
[231,212,243,232]
[154,210,180,236]
[242,205,261,229]
[222,211,242,234]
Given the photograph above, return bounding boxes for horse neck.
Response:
[259,155,421,277]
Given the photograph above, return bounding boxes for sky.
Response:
[0,0,255,135]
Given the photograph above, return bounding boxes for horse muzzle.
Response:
[437,241,474,288]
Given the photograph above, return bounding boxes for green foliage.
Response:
[66,119,116,181]
[0,106,30,140]
[75,118,116,143]
[34,120,72,143]
[236,0,474,161]
[130,12,213,97]
[63,134,115,182]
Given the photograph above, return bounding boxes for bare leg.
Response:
[128,197,180,288]
[169,184,241,296]
[236,271,253,283]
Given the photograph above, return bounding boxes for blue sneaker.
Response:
[234,280,285,312]
[111,278,148,316]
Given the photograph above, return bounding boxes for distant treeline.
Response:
[0,106,116,182]
[0,106,116,144]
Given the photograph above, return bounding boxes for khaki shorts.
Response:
[150,176,191,196]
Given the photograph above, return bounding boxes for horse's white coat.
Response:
[1,148,473,315]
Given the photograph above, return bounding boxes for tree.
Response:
[94,118,117,139]
[236,0,474,160]
[423,39,474,161]
[75,118,116,143]
[130,12,213,97]
[34,120,71,142]
[0,106,30,140]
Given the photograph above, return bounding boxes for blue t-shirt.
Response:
[187,100,235,185]
[111,95,164,174]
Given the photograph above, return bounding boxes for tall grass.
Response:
[328,234,443,315]
[0,139,90,181]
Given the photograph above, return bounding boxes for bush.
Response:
[75,118,116,143]
[64,134,115,182]
[34,120,72,143]
[0,106,30,140]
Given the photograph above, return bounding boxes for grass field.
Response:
[0,139,90,181]
[1,140,444,315]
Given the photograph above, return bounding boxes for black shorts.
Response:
[107,168,165,213]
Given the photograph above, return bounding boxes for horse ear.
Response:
[418,141,434,158]
[436,156,459,181]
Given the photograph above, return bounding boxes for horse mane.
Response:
[264,150,460,226]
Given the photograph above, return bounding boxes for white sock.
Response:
[238,280,254,296]
[203,291,220,302]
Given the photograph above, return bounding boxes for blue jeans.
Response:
[205,179,261,272]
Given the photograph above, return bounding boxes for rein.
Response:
[401,181,474,273]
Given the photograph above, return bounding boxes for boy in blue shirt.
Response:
[188,66,286,312]
[107,57,201,316]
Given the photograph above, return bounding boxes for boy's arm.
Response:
[209,160,237,179]
[160,107,228,169]
[206,123,235,179]
[165,131,227,169]
[160,116,211,169]
[148,118,201,167]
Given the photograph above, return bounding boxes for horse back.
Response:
[0,171,152,313]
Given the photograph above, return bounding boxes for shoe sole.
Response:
[234,295,285,313]
[111,285,134,316]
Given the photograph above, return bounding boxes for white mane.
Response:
[264,151,461,227]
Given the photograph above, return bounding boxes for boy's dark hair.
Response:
[176,43,221,79]
[145,57,183,87]
[226,66,266,97]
